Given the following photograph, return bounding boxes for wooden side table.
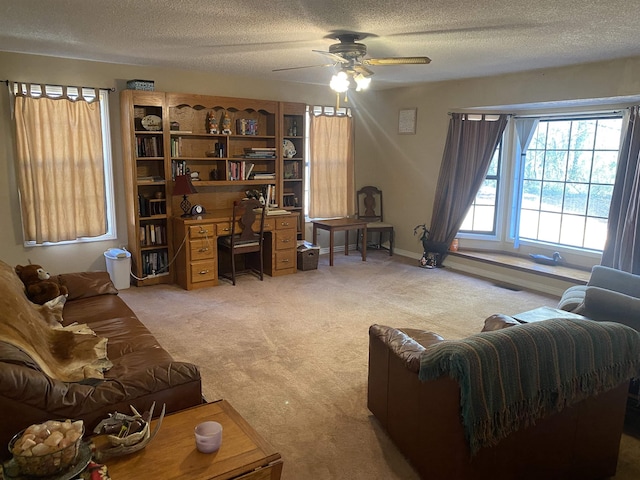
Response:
[105,401,282,480]
[311,218,367,266]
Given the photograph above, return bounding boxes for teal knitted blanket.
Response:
[418,318,640,455]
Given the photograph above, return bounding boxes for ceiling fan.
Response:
[273,33,431,91]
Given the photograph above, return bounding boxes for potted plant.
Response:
[413,224,449,268]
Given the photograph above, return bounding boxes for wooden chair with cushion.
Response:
[356,186,394,255]
[217,199,266,285]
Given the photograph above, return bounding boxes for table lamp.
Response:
[173,174,198,217]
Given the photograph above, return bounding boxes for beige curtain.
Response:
[309,114,355,218]
[14,88,106,243]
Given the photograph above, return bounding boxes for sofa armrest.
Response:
[53,272,118,301]
[583,286,640,330]
[588,265,640,298]
[369,324,444,374]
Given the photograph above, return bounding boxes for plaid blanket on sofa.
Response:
[418,318,640,455]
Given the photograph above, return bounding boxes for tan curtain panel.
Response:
[14,90,106,243]
[309,114,355,219]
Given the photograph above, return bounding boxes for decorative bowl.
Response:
[8,420,84,477]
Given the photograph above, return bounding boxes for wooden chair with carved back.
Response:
[217,199,266,285]
[356,185,394,255]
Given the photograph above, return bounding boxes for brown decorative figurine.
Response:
[206,111,218,134]
[221,110,232,135]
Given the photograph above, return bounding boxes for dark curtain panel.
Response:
[427,113,508,263]
[602,106,640,274]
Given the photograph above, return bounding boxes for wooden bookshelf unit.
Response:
[121,90,306,288]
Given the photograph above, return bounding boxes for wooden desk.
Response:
[173,210,298,290]
[106,400,282,480]
[312,218,367,266]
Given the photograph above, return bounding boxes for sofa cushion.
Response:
[53,271,118,301]
[582,286,640,330]
[0,341,41,371]
[61,294,137,328]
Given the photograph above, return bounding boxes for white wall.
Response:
[0,51,333,273]
[4,51,640,282]
[351,56,640,267]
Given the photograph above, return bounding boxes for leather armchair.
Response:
[368,319,633,480]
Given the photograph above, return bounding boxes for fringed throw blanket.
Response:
[418,318,640,455]
[0,260,112,381]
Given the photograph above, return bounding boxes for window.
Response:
[460,140,501,234]
[459,113,623,254]
[519,117,621,250]
[12,84,115,245]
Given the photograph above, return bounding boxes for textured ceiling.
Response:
[2,0,640,90]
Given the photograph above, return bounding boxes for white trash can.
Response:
[104,248,132,290]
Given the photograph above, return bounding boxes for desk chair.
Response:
[356,186,394,256]
[217,199,266,285]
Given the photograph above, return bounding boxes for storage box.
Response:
[297,243,320,271]
[127,79,155,91]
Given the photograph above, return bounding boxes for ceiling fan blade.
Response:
[312,50,350,64]
[353,65,375,77]
[272,63,335,72]
[363,56,431,66]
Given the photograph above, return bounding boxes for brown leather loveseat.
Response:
[0,260,202,459]
[368,316,640,480]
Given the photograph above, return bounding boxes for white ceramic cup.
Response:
[194,421,223,453]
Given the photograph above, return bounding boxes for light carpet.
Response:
[119,253,640,480]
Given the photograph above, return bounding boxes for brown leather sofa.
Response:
[0,268,202,460]
[368,318,635,480]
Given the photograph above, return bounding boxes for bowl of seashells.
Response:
[8,419,84,477]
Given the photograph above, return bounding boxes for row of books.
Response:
[141,250,169,276]
[170,137,182,157]
[140,223,167,246]
[172,160,188,178]
[138,194,166,217]
[241,147,276,159]
[284,161,301,179]
[229,161,256,181]
[137,136,162,157]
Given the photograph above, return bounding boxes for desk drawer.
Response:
[190,260,217,283]
[273,230,296,251]
[274,217,295,230]
[216,222,232,236]
[189,224,214,239]
[274,249,296,271]
[189,239,215,261]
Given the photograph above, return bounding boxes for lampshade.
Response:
[173,175,198,196]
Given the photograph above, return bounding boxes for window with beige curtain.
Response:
[308,111,355,219]
[12,83,113,244]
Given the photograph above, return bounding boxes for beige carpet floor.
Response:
[119,253,640,480]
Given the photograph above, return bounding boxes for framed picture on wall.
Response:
[398,108,417,135]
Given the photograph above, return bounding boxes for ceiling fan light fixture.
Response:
[330,70,350,93]
[354,73,371,91]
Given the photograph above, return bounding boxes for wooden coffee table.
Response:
[105,400,282,479]
[311,218,367,266]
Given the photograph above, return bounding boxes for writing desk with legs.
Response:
[173,210,298,290]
